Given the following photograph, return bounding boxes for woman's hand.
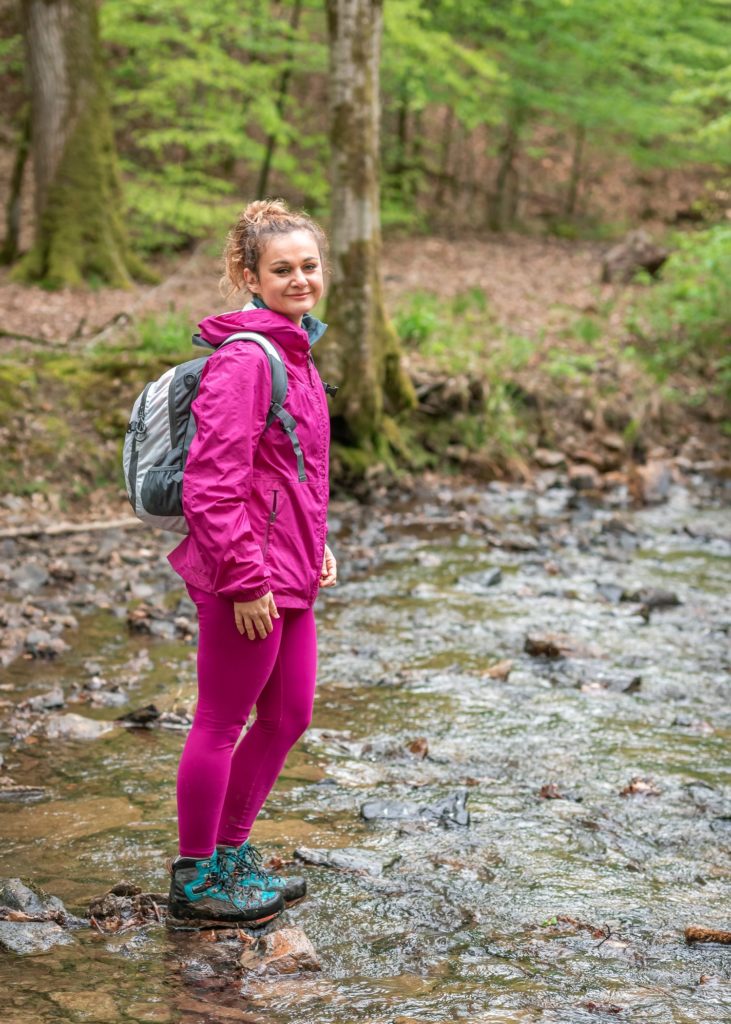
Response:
[320,544,337,588]
[234,591,279,639]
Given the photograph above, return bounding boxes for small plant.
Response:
[626,225,731,404]
[135,311,192,356]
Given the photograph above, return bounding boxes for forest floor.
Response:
[0,232,728,529]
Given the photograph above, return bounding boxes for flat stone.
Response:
[361,789,470,827]
[240,926,321,975]
[457,568,503,593]
[25,685,65,710]
[621,587,680,608]
[45,713,116,741]
[9,562,49,593]
[294,846,399,876]
[0,920,73,954]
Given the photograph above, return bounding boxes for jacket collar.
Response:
[248,296,328,346]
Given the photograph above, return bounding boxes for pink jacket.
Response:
[168,306,330,609]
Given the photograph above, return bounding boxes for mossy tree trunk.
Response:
[16,0,147,288]
[319,0,415,452]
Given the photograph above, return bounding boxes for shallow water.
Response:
[1,478,730,1023]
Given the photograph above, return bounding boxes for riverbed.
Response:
[1,473,729,1023]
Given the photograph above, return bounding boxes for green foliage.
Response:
[134,310,193,356]
[101,0,328,251]
[627,225,731,402]
[393,288,536,466]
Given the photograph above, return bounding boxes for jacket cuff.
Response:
[221,580,272,603]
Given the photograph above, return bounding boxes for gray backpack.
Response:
[123,331,306,534]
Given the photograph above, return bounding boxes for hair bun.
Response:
[243,198,290,225]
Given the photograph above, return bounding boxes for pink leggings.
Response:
[177,584,317,859]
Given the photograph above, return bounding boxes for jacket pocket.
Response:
[262,488,279,560]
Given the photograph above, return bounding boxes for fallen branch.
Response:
[685,926,731,944]
[0,516,140,540]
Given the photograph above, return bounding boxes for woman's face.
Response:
[243,229,324,326]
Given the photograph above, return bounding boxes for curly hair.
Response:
[221,198,328,297]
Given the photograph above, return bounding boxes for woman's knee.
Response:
[257,703,312,745]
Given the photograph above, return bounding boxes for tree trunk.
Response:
[488,117,520,231]
[319,0,414,451]
[15,0,148,288]
[0,106,31,266]
[433,105,454,210]
[564,123,586,217]
[256,0,303,199]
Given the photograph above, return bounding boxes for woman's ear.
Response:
[242,267,259,293]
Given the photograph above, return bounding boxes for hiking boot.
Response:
[216,841,307,906]
[166,851,283,929]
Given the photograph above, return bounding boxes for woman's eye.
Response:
[275,268,290,275]
[304,264,318,272]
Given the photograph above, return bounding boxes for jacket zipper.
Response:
[263,489,279,559]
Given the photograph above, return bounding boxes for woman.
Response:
[166,199,336,928]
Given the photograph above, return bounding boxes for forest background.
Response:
[0,0,729,515]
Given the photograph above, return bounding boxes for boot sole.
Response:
[165,908,282,931]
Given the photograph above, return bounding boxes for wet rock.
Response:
[88,688,129,709]
[9,562,49,594]
[0,879,79,952]
[490,530,539,552]
[456,568,502,593]
[357,735,429,761]
[361,789,470,827]
[582,673,642,694]
[601,229,669,283]
[483,659,513,681]
[115,703,192,731]
[0,877,68,918]
[619,777,661,797]
[524,633,596,659]
[621,587,680,609]
[629,459,673,505]
[406,737,429,758]
[149,619,177,640]
[0,919,74,954]
[568,463,602,491]
[48,559,76,582]
[239,926,321,975]
[24,685,65,711]
[45,713,116,741]
[539,783,564,799]
[0,785,47,803]
[23,629,69,659]
[595,582,623,604]
[116,703,161,727]
[294,846,400,876]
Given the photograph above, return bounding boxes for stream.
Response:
[0,473,729,1023]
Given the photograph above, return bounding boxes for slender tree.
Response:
[15,0,147,288]
[319,0,414,452]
